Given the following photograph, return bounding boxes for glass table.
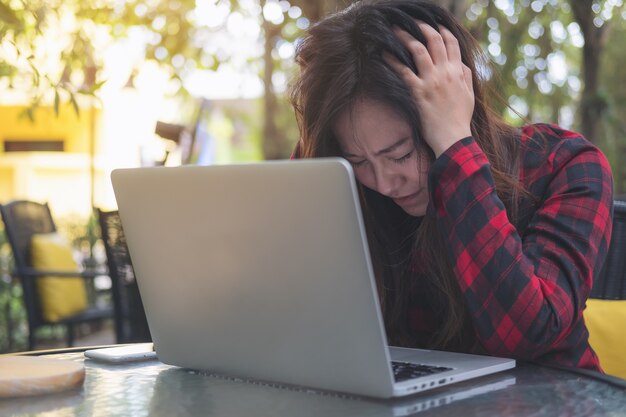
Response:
[1,348,625,417]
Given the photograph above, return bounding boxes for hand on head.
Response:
[385,22,474,158]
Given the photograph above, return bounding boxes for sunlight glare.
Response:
[277,40,295,59]
[567,23,584,48]
[134,4,148,17]
[508,95,529,117]
[263,1,285,25]
[547,51,567,86]
[550,21,567,43]
[227,11,260,38]
[184,66,263,99]
[154,47,168,60]
[567,75,581,93]
[487,43,501,57]
[193,0,231,28]
[494,0,515,16]
[296,17,309,29]
[288,6,302,19]
[152,15,166,31]
[530,1,543,12]
[528,20,544,39]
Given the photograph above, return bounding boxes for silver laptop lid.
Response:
[111,158,396,397]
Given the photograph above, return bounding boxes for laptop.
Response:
[110,158,515,399]
[147,368,516,417]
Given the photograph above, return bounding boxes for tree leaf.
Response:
[28,60,40,86]
[54,89,60,115]
[0,2,22,27]
[18,106,35,123]
[78,79,107,95]
[69,93,80,116]
[89,79,106,93]
[0,62,16,77]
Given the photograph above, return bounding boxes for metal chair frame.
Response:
[97,208,151,343]
[0,200,115,350]
[591,200,626,300]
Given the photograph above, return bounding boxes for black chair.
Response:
[0,200,116,350]
[585,199,626,378]
[97,208,151,343]
[591,200,626,300]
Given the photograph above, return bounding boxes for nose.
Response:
[373,165,401,197]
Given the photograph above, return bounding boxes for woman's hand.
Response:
[386,23,474,158]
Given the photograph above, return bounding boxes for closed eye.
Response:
[393,150,414,164]
[348,159,367,167]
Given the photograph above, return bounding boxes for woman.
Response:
[290,0,613,371]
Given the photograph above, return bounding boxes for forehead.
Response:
[332,98,412,153]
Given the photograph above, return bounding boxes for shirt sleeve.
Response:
[427,133,613,359]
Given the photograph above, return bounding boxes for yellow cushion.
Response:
[30,233,88,322]
[584,298,626,379]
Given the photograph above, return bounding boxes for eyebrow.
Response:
[343,137,411,158]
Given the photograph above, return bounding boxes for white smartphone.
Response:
[84,343,157,364]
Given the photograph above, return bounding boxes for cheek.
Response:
[417,153,432,173]
[411,159,430,187]
[405,169,424,188]
[353,168,375,189]
[416,157,431,180]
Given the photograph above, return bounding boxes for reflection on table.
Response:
[1,351,625,417]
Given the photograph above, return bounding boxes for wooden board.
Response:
[0,356,85,398]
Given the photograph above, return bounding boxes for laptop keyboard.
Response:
[391,361,452,382]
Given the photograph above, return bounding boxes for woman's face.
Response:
[333,98,430,217]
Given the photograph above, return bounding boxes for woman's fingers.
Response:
[387,22,475,157]
[416,22,447,66]
[462,63,473,93]
[383,51,421,89]
[392,24,464,79]
[392,26,433,76]
[440,26,462,64]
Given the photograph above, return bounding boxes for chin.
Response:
[399,204,427,217]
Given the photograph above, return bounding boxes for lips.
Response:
[393,191,419,205]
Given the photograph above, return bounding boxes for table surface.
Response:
[1,350,625,417]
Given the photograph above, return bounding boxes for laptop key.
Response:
[391,361,452,382]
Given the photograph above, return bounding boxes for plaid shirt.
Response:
[421,123,613,371]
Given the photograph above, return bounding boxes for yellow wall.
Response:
[0,104,100,154]
[0,167,14,197]
[0,104,103,218]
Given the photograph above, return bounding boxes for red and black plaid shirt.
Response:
[421,123,613,371]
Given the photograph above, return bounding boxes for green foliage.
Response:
[0,0,110,119]
[0,276,28,353]
[0,226,28,353]
[464,0,626,195]
[2,0,626,164]
[0,0,206,118]
[466,0,579,125]
[595,16,626,194]
[57,214,91,252]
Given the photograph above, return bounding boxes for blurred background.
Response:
[1,0,625,352]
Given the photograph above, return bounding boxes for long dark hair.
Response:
[290,0,524,351]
